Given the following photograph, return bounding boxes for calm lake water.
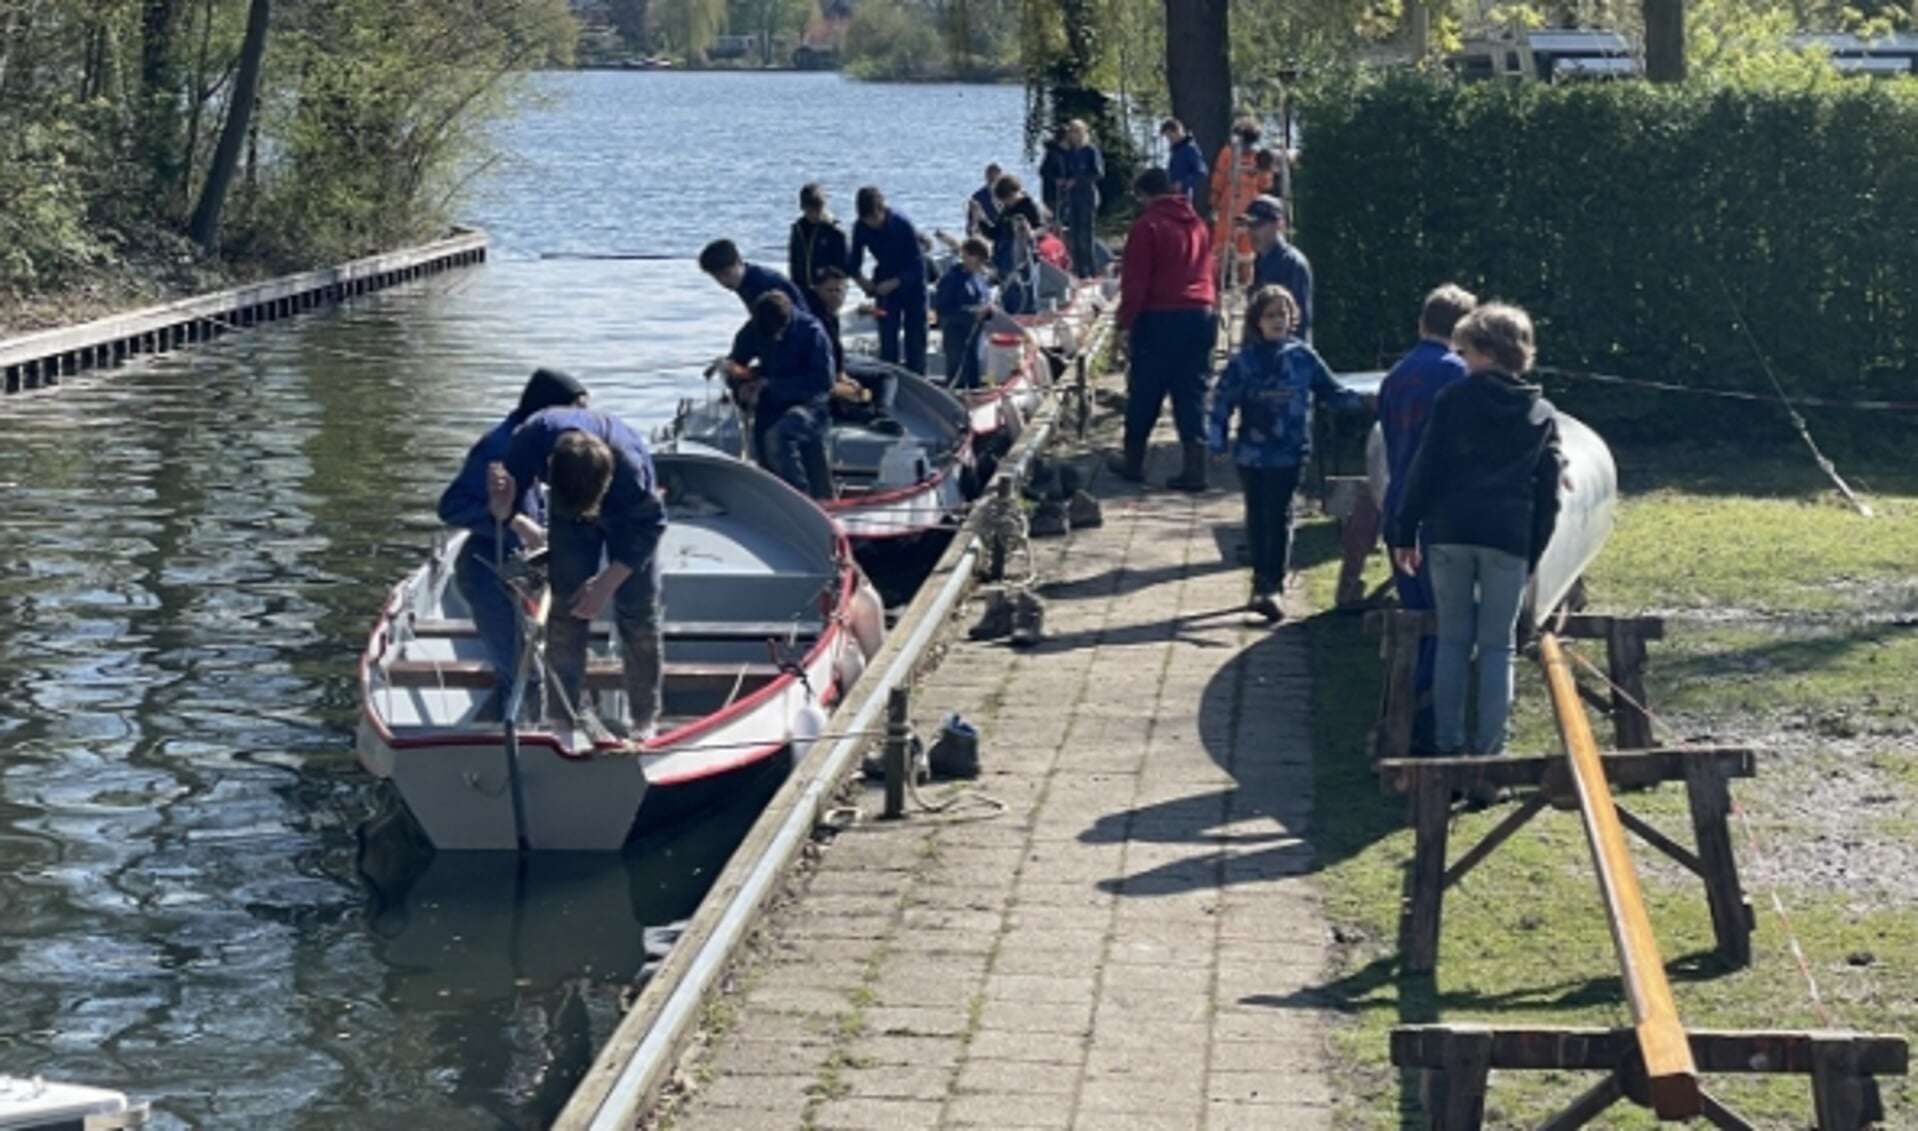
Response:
[0,71,1028,1129]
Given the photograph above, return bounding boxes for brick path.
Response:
[659,433,1334,1131]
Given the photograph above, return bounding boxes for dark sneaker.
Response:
[968,591,1014,641]
[927,714,981,779]
[1247,594,1282,624]
[1028,499,1069,538]
[1105,452,1144,483]
[1008,590,1046,648]
[1065,489,1103,529]
[868,415,905,436]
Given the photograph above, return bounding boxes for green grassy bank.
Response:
[1295,442,1918,1128]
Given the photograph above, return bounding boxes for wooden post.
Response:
[1607,618,1655,750]
[1418,1025,1492,1129]
[880,686,911,821]
[1403,766,1450,973]
[1682,750,1752,968]
[1538,632,1701,1117]
[1811,1036,1871,1130]
[1376,611,1424,759]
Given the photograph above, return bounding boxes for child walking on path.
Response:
[1387,302,1564,755]
[1208,285,1367,622]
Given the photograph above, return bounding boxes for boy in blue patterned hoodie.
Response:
[1208,285,1369,622]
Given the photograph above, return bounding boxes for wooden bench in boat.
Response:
[407,618,822,641]
[382,658,787,691]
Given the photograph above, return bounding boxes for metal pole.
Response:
[881,686,911,820]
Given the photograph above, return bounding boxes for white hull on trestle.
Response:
[1341,370,1618,622]
[356,449,885,852]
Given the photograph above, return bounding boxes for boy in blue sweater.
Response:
[1208,286,1368,622]
[437,368,589,721]
[849,186,929,375]
[492,406,667,739]
[1376,284,1476,749]
[934,238,994,390]
[727,291,836,499]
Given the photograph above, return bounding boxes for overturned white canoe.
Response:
[357,449,883,852]
[1347,370,1618,622]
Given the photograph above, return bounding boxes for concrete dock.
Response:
[653,420,1336,1130]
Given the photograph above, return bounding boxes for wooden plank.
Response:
[1441,792,1548,891]
[1555,614,1667,641]
[1377,747,1755,794]
[1418,1025,1491,1129]
[1615,803,1706,878]
[1607,617,1657,749]
[410,617,822,640]
[1538,1071,1625,1130]
[1392,1026,1908,1075]
[1537,631,1700,1117]
[1375,611,1424,759]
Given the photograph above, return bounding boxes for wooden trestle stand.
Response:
[1365,614,1909,1128]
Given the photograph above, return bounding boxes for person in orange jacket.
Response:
[1209,117,1272,291]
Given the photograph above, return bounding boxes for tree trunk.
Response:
[1163,0,1231,187]
[189,0,269,251]
[140,0,184,208]
[1643,0,1684,82]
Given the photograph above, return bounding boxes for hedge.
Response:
[1295,74,1918,446]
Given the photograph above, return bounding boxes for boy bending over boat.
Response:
[437,368,588,722]
[490,408,667,741]
[724,291,836,500]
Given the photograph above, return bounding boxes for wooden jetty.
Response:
[1,228,487,395]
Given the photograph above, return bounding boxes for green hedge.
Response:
[1295,74,1918,446]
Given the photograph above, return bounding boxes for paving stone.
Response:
[953,1056,1080,1096]
[963,1027,1088,1065]
[944,1091,1076,1129]
[809,1096,946,1130]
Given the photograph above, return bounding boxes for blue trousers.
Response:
[755,402,833,500]
[1065,195,1098,279]
[547,515,663,731]
[943,325,982,389]
[1428,543,1529,754]
[1237,463,1301,598]
[876,287,928,375]
[1125,308,1216,449]
[454,538,519,698]
[1391,537,1438,749]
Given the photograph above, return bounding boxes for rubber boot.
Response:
[1165,443,1208,493]
[1105,435,1145,483]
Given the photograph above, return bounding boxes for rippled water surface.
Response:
[0,71,1025,1128]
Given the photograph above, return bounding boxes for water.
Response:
[0,71,1026,1129]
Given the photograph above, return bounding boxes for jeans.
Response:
[943,325,982,389]
[1237,463,1301,598]
[754,401,833,500]
[547,515,663,732]
[1428,543,1529,754]
[1125,308,1216,450]
[851,366,897,414]
[876,286,928,375]
[454,537,519,698]
[1065,194,1098,279]
[1391,538,1440,750]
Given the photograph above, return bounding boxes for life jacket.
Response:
[1036,231,1069,270]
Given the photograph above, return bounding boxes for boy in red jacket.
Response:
[1112,166,1217,490]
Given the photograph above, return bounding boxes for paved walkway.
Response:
[658,425,1335,1131]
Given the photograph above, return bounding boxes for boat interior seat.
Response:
[381,657,786,692]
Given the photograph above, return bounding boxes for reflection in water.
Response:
[0,71,1022,1128]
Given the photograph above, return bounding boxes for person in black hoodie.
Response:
[788,183,850,322]
[1388,303,1563,755]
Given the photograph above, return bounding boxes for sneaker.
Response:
[968,591,1014,641]
[867,415,905,436]
[1247,594,1282,624]
[1008,590,1046,648]
[1105,451,1144,483]
[1028,499,1069,538]
[1065,489,1103,529]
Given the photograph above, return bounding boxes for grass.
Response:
[1295,441,1918,1129]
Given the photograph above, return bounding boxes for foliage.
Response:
[658,0,728,60]
[842,0,1019,79]
[1295,72,1918,444]
[0,0,574,297]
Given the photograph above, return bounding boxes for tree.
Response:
[1164,0,1231,171]
[188,0,268,249]
[609,0,651,50]
[1645,0,1685,81]
[139,0,185,209]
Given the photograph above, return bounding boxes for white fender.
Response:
[792,702,829,761]
[849,578,886,659]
